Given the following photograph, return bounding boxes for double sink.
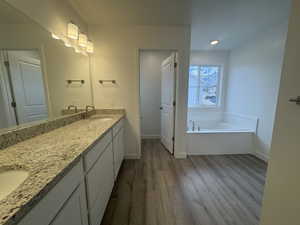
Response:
[0,115,114,203]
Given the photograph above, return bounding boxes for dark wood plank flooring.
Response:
[101,139,267,225]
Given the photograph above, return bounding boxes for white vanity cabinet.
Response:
[17,117,125,225]
[112,119,125,179]
[18,160,88,225]
[84,131,115,225]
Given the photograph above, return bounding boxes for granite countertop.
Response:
[0,114,124,225]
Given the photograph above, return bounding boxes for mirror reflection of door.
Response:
[0,50,48,129]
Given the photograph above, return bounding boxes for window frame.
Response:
[188,64,223,110]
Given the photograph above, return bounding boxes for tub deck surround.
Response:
[0,113,125,225]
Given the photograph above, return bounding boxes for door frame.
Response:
[138,49,178,155]
[0,48,52,123]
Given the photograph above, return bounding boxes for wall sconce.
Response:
[67,23,79,40]
[78,33,88,47]
[86,41,94,53]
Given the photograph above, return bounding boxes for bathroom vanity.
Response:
[0,2,125,225]
[0,113,125,225]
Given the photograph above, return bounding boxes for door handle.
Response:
[160,106,163,110]
[289,96,300,105]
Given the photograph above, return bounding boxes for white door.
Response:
[160,53,176,154]
[7,51,48,124]
[260,2,300,225]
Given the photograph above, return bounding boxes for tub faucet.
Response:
[190,120,195,131]
[67,105,78,113]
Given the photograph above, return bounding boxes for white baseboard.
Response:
[187,152,251,156]
[253,151,269,162]
[141,135,160,139]
[174,152,187,159]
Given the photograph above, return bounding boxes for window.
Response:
[188,65,221,108]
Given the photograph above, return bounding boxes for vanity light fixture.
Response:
[67,22,79,40]
[210,40,220,46]
[78,33,88,47]
[86,41,94,53]
[51,33,60,40]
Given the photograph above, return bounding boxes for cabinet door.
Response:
[50,183,88,225]
[86,143,114,225]
[86,143,114,209]
[119,127,124,163]
[113,127,125,179]
[18,161,84,225]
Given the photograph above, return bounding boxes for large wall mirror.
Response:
[0,1,93,130]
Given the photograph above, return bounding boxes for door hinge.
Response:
[172,137,175,142]
[173,101,176,106]
[11,101,16,108]
[174,62,177,68]
[4,61,9,67]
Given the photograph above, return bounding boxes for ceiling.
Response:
[68,0,291,50]
[191,0,291,50]
[0,1,32,24]
[68,0,191,26]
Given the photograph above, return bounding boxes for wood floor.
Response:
[101,139,267,225]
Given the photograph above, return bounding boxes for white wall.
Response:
[225,22,288,160]
[188,50,230,123]
[140,50,172,139]
[5,0,87,35]
[89,25,191,159]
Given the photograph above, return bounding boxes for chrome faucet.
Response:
[67,105,78,113]
[85,105,95,114]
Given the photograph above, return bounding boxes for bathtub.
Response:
[186,113,258,155]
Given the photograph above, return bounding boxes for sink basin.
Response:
[98,118,113,122]
[89,115,114,122]
[0,170,29,201]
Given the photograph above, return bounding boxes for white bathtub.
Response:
[187,122,255,134]
[186,113,258,155]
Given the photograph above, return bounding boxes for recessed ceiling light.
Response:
[210,40,220,46]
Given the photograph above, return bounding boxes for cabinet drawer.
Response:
[18,160,84,225]
[112,119,124,137]
[86,143,114,210]
[84,130,112,172]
